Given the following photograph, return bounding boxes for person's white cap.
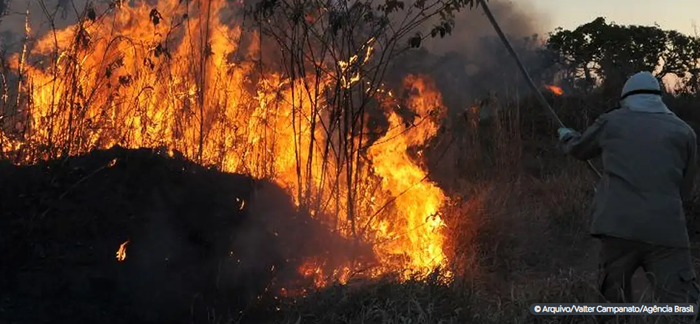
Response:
[621,71,662,100]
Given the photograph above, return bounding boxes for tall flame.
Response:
[367,75,449,279]
[1,0,450,286]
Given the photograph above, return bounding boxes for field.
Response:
[0,134,605,324]
[3,95,700,324]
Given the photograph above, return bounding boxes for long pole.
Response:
[476,0,602,179]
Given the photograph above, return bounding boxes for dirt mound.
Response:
[0,146,366,324]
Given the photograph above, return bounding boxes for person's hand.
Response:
[557,127,575,140]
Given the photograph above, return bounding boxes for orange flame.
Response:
[297,258,352,289]
[1,0,451,287]
[546,85,564,96]
[367,75,450,280]
[116,240,129,262]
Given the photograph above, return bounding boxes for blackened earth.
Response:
[0,146,368,324]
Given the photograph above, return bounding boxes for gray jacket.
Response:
[561,97,697,248]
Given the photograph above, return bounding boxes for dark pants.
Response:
[598,236,700,323]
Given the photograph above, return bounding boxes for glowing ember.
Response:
[116,240,130,262]
[297,258,352,289]
[546,85,564,96]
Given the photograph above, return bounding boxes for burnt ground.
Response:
[0,146,367,324]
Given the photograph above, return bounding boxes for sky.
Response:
[526,0,699,36]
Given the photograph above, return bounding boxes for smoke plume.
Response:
[388,0,551,115]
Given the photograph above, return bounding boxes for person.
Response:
[558,72,700,308]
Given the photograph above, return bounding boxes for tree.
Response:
[545,17,700,94]
[246,0,483,236]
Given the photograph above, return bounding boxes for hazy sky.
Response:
[526,0,698,35]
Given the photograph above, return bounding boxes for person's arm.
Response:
[681,130,698,202]
[560,117,607,161]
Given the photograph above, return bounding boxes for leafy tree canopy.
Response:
[545,17,700,93]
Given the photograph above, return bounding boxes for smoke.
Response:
[387,0,552,114]
[0,0,93,52]
[229,179,377,291]
[0,0,243,52]
[422,0,547,57]
[1,0,551,96]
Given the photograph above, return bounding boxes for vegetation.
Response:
[545,17,700,94]
[1,0,700,323]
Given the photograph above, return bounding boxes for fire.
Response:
[1,0,451,287]
[367,75,450,280]
[116,240,130,262]
[338,38,375,89]
[297,258,352,289]
[546,85,564,96]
